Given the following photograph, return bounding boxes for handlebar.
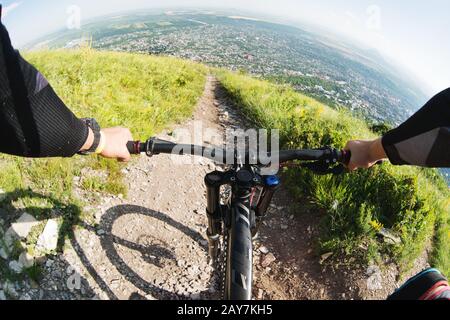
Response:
[127,138,352,166]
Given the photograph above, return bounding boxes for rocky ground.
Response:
[0,76,430,300]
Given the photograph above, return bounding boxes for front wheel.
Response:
[223,204,253,300]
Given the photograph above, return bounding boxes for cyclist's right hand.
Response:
[344,138,387,171]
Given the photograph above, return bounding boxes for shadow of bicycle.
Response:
[0,190,216,300]
[0,189,96,299]
[72,204,216,300]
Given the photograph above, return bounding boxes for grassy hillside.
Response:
[21,49,207,193]
[215,70,449,276]
[0,50,207,281]
[0,49,448,284]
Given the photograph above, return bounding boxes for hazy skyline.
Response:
[2,0,449,93]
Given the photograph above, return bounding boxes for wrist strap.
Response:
[78,118,101,155]
[95,131,106,154]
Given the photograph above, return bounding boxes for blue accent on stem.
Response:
[265,175,280,187]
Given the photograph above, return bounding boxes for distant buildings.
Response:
[40,13,420,125]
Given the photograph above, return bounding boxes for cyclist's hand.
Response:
[344,138,387,171]
[100,127,133,162]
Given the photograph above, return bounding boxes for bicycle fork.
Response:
[204,171,281,261]
[205,172,223,261]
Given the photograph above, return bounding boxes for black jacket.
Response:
[0,5,88,158]
[382,88,450,168]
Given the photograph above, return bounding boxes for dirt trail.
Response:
[11,76,429,300]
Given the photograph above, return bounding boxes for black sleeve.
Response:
[382,88,450,168]
[0,20,89,158]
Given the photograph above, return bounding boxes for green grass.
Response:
[0,49,207,279]
[215,69,450,275]
[23,264,43,283]
[432,199,450,276]
[25,49,207,138]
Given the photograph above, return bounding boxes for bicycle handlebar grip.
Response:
[127,141,142,155]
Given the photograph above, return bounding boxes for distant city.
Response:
[28,11,430,126]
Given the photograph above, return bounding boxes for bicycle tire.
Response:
[223,203,253,300]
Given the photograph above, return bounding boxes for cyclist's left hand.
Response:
[99,127,134,162]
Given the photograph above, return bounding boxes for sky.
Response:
[1,0,449,94]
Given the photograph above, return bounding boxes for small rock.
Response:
[110,279,120,288]
[257,289,264,300]
[261,253,276,268]
[36,219,59,252]
[97,229,106,236]
[320,252,333,264]
[9,260,23,273]
[259,246,269,255]
[188,265,200,275]
[0,290,6,300]
[208,286,216,293]
[358,244,368,250]
[11,213,40,239]
[30,280,39,289]
[280,224,288,230]
[0,246,8,260]
[190,293,201,300]
[3,227,17,251]
[3,281,18,298]
[20,293,32,301]
[378,228,401,245]
[0,189,6,202]
[19,252,35,268]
